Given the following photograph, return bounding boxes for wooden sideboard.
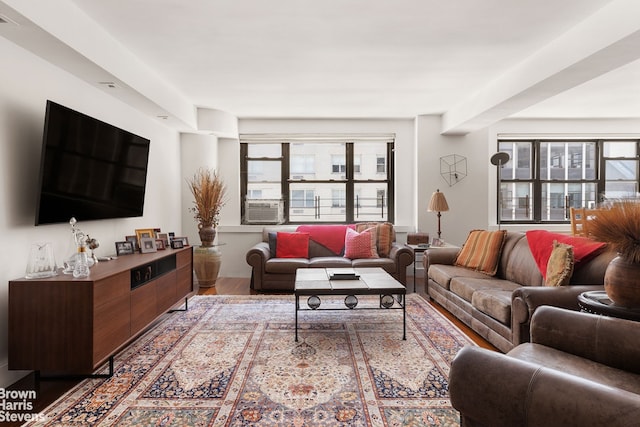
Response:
[8,246,193,376]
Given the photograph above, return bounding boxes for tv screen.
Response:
[35,100,151,225]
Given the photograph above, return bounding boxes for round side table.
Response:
[577,291,640,321]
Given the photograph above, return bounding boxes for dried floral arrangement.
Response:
[588,200,640,263]
[186,168,227,228]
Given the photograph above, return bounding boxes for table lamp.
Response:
[428,189,449,240]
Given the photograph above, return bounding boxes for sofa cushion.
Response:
[450,277,510,302]
[265,258,310,273]
[344,227,379,259]
[276,232,310,258]
[308,257,353,268]
[526,230,606,279]
[545,241,574,287]
[355,222,395,257]
[472,288,518,325]
[352,257,396,273]
[428,265,491,291]
[454,230,507,276]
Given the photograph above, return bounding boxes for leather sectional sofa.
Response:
[246,223,413,292]
[423,231,615,352]
[450,306,640,426]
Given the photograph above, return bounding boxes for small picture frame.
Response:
[157,232,169,247]
[135,228,156,246]
[140,237,157,253]
[432,238,443,247]
[126,235,140,252]
[170,239,184,249]
[172,236,189,247]
[155,239,166,250]
[115,241,134,256]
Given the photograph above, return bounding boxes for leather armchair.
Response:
[449,306,640,427]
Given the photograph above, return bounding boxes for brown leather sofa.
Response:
[450,306,640,427]
[423,231,615,352]
[246,224,413,292]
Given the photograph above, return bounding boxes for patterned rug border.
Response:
[27,293,474,426]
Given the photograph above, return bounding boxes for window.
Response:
[498,138,639,224]
[241,134,394,224]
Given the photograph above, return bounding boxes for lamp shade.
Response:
[428,189,449,213]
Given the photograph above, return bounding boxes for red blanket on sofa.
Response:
[296,224,355,255]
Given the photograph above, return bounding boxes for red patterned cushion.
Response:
[275,232,309,258]
[344,227,379,259]
[355,222,394,257]
[454,230,507,276]
[526,230,606,279]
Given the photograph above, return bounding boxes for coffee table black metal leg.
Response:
[402,294,406,340]
[295,294,299,342]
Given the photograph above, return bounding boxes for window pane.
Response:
[248,160,280,182]
[290,142,345,180]
[567,183,598,209]
[604,141,636,157]
[248,143,281,157]
[500,182,531,221]
[247,183,281,200]
[288,183,346,222]
[354,142,388,180]
[499,142,531,179]
[354,183,388,221]
[606,159,637,180]
[290,155,315,179]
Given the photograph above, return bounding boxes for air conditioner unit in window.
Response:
[245,200,284,224]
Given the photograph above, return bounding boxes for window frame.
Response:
[240,135,395,224]
[497,138,640,225]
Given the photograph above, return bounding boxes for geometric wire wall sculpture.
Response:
[440,154,467,186]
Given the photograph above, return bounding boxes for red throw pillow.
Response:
[276,232,309,258]
[526,230,606,279]
[344,227,379,259]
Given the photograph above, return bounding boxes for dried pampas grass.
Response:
[588,200,640,263]
[187,168,227,228]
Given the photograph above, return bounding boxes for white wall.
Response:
[0,37,184,387]
[415,115,490,247]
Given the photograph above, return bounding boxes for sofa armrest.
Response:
[511,285,603,345]
[531,306,640,373]
[246,242,272,291]
[388,243,413,286]
[450,346,640,427]
[421,247,459,271]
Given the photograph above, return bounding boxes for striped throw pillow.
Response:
[454,230,507,276]
[355,222,395,257]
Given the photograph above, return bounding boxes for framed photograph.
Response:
[155,239,166,250]
[170,239,184,249]
[135,228,156,246]
[432,238,443,247]
[157,232,169,247]
[140,237,157,253]
[173,236,189,246]
[126,235,139,252]
[115,241,134,256]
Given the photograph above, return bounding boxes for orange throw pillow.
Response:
[454,230,507,276]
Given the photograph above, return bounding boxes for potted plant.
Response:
[187,168,227,247]
[587,200,640,307]
[187,168,227,288]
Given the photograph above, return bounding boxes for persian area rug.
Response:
[27,294,475,426]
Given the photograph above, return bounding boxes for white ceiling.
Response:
[1,0,639,132]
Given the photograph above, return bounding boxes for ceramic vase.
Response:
[604,255,640,308]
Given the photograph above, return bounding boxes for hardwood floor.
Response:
[3,276,495,426]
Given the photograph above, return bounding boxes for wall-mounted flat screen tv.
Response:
[35,100,151,225]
